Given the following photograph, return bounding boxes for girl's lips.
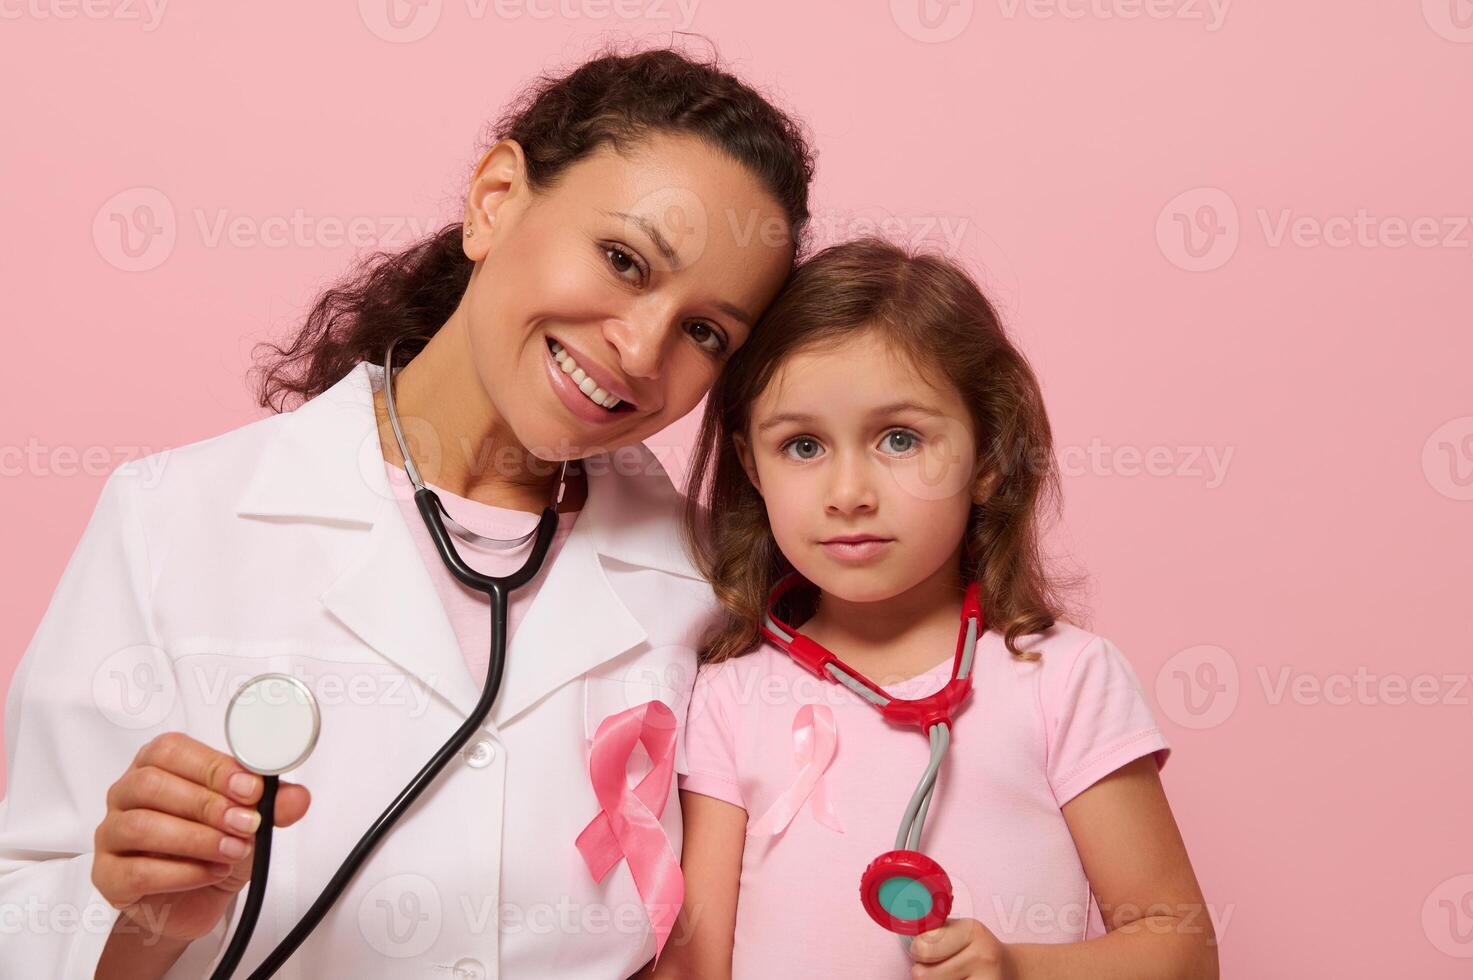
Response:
[819,539,894,563]
[543,340,626,425]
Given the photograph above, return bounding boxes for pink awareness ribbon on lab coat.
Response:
[746,703,845,837]
[575,699,684,965]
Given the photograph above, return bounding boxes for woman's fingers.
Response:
[121,731,311,830]
[93,852,233,906]
[98,807,255,865]
[107,765,261,840]
[132,732,263,807]
[272,782,312,828]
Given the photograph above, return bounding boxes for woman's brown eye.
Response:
[687,321,727,355]
[604,245,642,282]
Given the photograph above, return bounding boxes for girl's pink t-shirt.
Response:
[678,622,1171,978]
[383,461,579,688]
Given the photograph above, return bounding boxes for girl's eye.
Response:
[780,436,823,461]
[881,429,921,455]
[603,243,646,285]
[686,320,728,357]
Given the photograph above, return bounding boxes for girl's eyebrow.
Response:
[756,411,819,433]
[868,399,945,419]
[755,401,944,433]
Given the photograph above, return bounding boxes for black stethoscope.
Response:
[209,333,572,978]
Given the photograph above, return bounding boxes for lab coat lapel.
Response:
[234,361,485,718]
[318,496,485,719]
[234,359,705,728]
[487,459,647,729]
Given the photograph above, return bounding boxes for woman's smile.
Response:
[542,335,639,425]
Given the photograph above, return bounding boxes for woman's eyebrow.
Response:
[712,300,754,328]
[601,209,755,328]
[602,209,683,270]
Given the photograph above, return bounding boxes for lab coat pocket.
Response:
[582,647,695,779]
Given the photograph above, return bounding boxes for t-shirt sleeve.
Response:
[1043,634,1172,807]
[676,660,746,810]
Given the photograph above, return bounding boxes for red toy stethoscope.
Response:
[759,570,984,940]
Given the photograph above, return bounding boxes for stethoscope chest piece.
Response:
[225,673,321,776]
[860,849,954,935]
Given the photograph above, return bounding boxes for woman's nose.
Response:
[601,313,669,381]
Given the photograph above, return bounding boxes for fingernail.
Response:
[228,772,259,800]
[225,807,261,834]
[220,836,250,860]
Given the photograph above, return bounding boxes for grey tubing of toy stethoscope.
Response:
[210,335,570,979]
[759,611,980,855]
[764,608,979,953]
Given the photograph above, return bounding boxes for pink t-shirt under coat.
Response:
[383,461,580,689]
[679,623,1171,979]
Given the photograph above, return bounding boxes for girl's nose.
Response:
[825,454,879,515]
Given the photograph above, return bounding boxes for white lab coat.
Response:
[0,360,717,979]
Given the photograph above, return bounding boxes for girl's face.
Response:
[735,330,992,604]
[462,132,796,459]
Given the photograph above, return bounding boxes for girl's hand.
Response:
[907,918,1015,980]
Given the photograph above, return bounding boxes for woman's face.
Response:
[460,132,796,461]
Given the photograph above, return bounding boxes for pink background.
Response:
[3,2,1470,976]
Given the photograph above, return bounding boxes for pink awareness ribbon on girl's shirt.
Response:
[575,699,684,965]
[746,703,845,837]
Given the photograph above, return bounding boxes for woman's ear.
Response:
[463,139,527,258]
[733,432,763,497]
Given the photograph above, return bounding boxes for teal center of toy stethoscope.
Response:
[877,875,934,920]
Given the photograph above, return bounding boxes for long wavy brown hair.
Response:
[682,237,1080,664]
[250,40,816,410]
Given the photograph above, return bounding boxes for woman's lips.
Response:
[819,538,895,563]
[543,340,626,425]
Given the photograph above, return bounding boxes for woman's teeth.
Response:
[550,341,623,411]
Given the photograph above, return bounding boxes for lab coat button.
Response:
[452,956,487,979]
[463,738,496,768]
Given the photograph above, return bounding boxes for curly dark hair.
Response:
[252,39,817,411]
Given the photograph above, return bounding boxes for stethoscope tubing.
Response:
[209,337,565,979]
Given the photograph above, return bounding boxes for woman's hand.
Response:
[908,918,1015,980]
[91,732,312,945]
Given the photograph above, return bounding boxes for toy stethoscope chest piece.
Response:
[760,571,984,938]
